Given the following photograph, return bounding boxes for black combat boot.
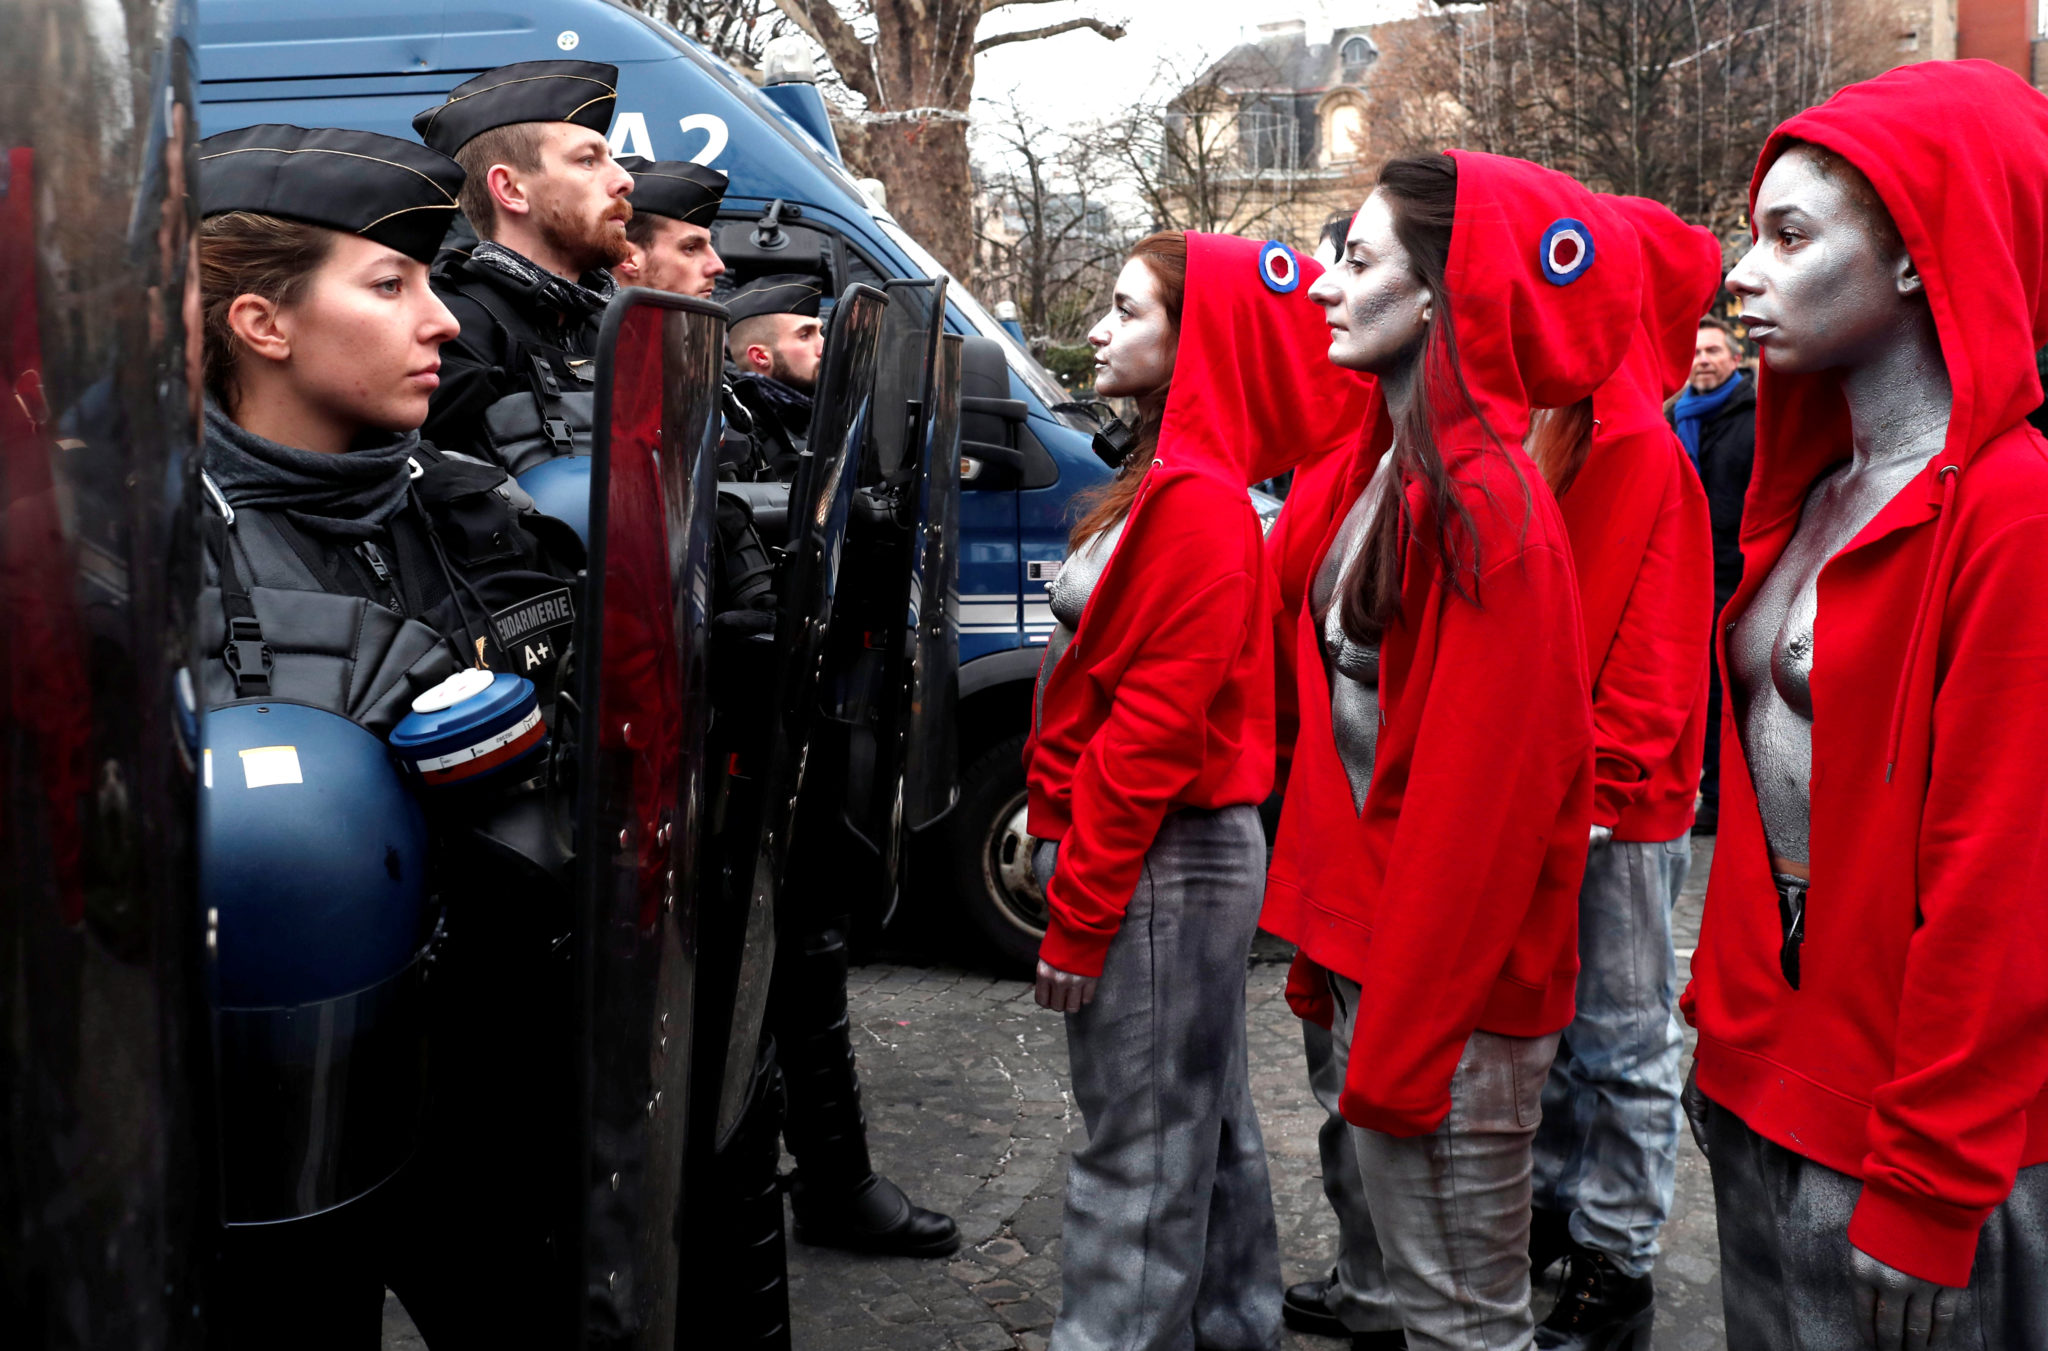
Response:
[1529,1204,1581,1280]
[772,919,959,1258]
[1536,1250,1654,1350]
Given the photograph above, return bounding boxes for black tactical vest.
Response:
[199,443,584,737]
[431,253,601,476]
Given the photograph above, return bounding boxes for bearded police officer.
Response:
[614,155,728,298]
[721,273,826,480]
[608,205,958,1286]
[413,60,632,472]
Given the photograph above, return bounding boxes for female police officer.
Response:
[194,123,582,1347]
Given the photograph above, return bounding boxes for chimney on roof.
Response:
[1257,18,1308,34]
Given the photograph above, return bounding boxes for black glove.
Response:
[1681,1061,1711,1160]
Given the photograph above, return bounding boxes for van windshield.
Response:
[874,218,1081,423]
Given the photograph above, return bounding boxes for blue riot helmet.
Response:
[199,700,434,1225]
[516,454,592,547]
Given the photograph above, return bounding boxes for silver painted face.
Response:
[1726,145,1922,376]
[1306,190,1432,377]
[1033,517,1126,729]
[1313,457,1396,812]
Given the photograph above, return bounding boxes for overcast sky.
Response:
[969,0,1428,146]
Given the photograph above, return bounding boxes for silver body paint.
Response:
[1723,145,1955,870]
[1314,457,1396,812]
[1727,448,1939,864]
[1034,516,1127,728]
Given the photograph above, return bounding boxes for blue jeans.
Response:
[1044,805,1282,1351]
[1531,835,1691,1278]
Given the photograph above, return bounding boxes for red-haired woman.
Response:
[1266,152,1640,1350]
[1025,231,1369,1351]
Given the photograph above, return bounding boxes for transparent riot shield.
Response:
[704,283,886,1149]
[0,0,211,1342]
[572,288,724,1348]
[794,279,952,942]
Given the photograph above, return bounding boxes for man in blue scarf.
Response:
[1669,316,1755,837]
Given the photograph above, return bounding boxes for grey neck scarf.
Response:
[203,403,417,540]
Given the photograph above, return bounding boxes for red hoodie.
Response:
[1026,233,1374,978]
[1561,196,1719,841]
[1264,151,1639,1137]
[1681,61,2048,1288]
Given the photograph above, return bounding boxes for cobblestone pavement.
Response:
[780,837,1725,1351]
[382,839,1724,1349]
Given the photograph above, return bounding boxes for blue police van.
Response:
[192,0,1286,968]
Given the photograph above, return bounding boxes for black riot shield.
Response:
[793,279,954,941]
[571,289,723,1349]
[703,283,886,1148]
[904,333,964,834]
[0,0,211,1343]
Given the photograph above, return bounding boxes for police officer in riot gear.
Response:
[722,273,825,478]
[192,123,584,1346]
[413,59,633,474]
[615,155,729,298]
[724,269,959,1264]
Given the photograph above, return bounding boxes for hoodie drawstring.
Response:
[1884,463,1961,782]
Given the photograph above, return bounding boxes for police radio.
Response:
[1091,416,1140,471]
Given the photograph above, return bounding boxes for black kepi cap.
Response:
[616,157,728,226]
[727,274,826,323]
[412,60,618,157]
[198,124,464,264]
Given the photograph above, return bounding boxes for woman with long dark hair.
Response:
[1025,230,1370,1351]
[1263,152,1641,1350]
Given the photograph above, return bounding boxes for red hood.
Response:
[1595,194,1723,432]
[1743,58,2048,775]
[1746,60,2048,526]
[1433,150,1643,450]
[1159,233,1374,487]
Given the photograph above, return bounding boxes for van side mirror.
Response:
[958,337,1026,490]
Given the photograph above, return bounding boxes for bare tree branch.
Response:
[973,17,1125,53]
[980,0,1082,11]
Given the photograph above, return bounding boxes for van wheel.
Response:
[949,734,1046,975]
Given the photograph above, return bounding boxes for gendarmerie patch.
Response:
[490,587,575,674]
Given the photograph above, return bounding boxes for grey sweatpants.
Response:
[1324,973,1559,1351]
[1705,1095,2048,1350]
[1043,804,1282,1351]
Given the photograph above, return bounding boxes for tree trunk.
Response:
[860,116,976,282]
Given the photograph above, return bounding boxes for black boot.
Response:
[771,918,959,1258]
[1282,1271,1348,1338]
[1529,1204,1581,1280]
[789,1169,960,1257]
[1535,1251,1654,1350]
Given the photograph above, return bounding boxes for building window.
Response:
[1326,102,1365,164]
[1340,36,1376,82]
